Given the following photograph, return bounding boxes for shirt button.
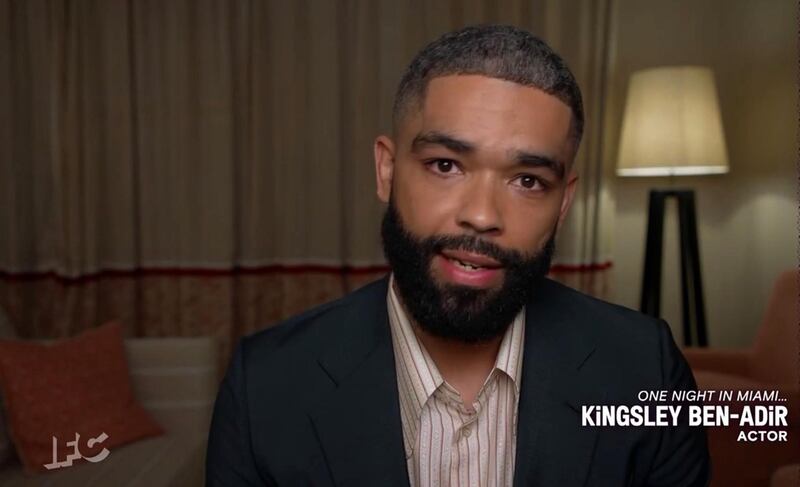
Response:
[463,425,472,437]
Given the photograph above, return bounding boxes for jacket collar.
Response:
[513,277,602,487]
[307,276,410,487]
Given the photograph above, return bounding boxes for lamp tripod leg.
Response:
[677,191,708,347]
[640,190,667,318]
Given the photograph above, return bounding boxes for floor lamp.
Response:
[616,66,729,347]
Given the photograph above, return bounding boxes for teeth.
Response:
[451,258,481,270]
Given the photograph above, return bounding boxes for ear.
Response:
[374,135,396,203]
[557,168,579,230]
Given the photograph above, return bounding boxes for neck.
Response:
[412,323,503,383]
[393,280,505,407]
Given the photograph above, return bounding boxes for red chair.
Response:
[683,269,799,487]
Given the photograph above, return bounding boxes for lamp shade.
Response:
[616,66,729,177]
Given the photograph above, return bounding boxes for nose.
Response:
[456,176,503,236]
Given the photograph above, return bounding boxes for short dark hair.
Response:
[392,24,584,154]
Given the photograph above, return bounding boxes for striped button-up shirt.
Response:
[387,276,525,487]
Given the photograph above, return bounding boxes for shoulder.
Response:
[535,278,679,386]
[236,276,389,372]
[538,277,666,336]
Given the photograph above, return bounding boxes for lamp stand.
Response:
[640,189,708,347]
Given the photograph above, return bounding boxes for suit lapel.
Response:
[308,276,410,487]
[514,279,604,487]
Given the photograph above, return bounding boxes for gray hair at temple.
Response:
[392,24,584,156]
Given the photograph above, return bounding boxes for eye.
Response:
[425,159,462,176]
[438,160,454,172]
[512,174,548,191]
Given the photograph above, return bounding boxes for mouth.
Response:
[440,249,502,270]
[434,249,504,288]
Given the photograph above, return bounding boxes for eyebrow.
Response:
[514,151,566,180]
[411,131,475,154]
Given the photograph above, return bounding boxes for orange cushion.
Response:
[0,322,164,473]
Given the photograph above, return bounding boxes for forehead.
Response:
[407,75,573,157]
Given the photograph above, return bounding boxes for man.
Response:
[207,25,710,486]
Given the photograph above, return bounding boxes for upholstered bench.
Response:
[0,336,219,487]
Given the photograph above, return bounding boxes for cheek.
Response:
[391,164,461,235]
[499,196,563,249]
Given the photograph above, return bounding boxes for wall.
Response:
[603,0,796,347]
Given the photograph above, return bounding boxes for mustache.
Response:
[422,234,528,268]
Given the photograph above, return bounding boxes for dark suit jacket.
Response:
[206,276,710,486]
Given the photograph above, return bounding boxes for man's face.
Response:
[375,75,578,342]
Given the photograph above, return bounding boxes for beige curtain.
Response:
[543,0,615,297]
[0,0,613,358]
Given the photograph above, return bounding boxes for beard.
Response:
[380,198,556,344]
